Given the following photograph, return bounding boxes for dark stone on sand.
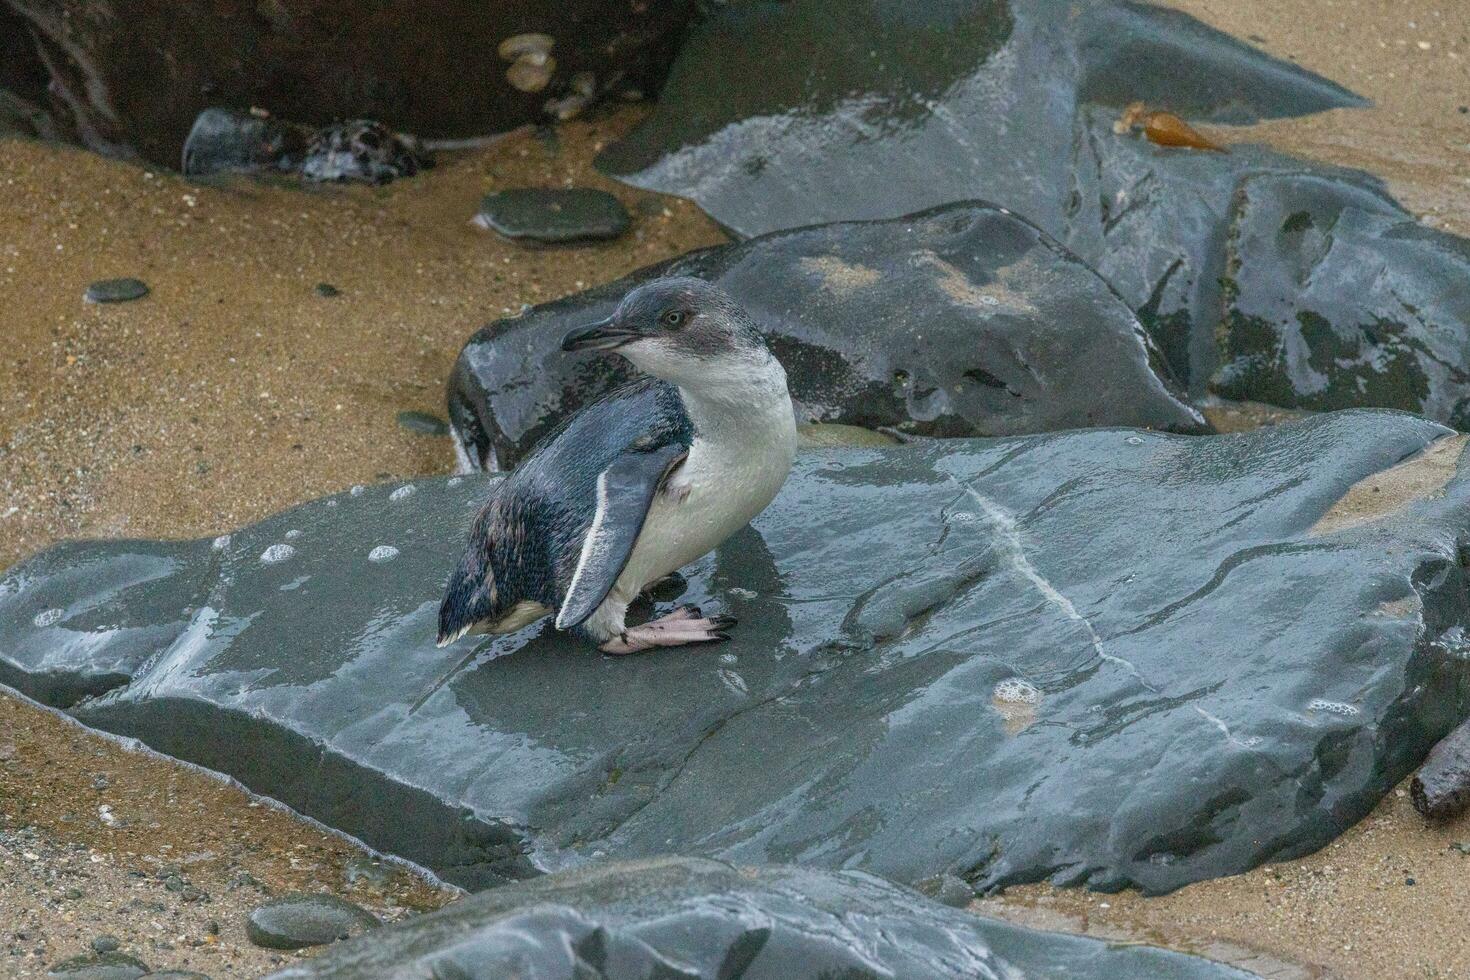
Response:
[598,0,1363,241]
[265,858,1255,980]
[395,411,450,437]
[84,278,149,304]
[181,109,306,178]
[448,202,1206,471]
[246,894,380,950]
[4,412,1470,895]
[314,283,341,298]
[46,952,149,979]
[89,936,119,953]
[8,2,696,167]
[146,973,212,980]
[1411,715,1470,820]
[474,188,630,245]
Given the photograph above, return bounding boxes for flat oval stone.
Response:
[395,410,450,436]
[246,893,380,950]
[83,278,149,304]
[46,951,149,979]
[474,188,630,245]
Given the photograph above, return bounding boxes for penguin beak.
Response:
[561,316,640,352]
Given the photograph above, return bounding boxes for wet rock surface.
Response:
[4,411,1470,896]
[245,894,380,950]
[83,279,149,305]
[598,0,1362,240]
[474,188,631,245]
[265,858,1256,979]
[448,202,1205,471]
[597,0,1470,429]
[5,0,695,166]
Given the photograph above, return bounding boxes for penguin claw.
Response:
[597,608,736,655]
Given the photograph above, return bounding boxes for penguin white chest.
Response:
[615,401,796,597]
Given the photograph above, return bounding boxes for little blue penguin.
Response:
[437,277,798,654]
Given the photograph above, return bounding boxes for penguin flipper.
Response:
[555,442,687,631]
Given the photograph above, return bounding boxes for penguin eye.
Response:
[661,310,686,329]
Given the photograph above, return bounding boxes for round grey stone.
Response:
[83,278,149,304]
[474,188,630,245]
[245,893,380,950]
[89,936,119,953]
[314,283,341,298]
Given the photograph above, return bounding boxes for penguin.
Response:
[437,277,798,654]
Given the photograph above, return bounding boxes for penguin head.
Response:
[561,277,770,386]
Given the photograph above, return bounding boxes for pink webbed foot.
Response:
[599,605,736,656]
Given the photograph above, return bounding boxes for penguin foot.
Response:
[600,605,736,655]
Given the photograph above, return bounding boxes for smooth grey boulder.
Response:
[595,0,1470,431]
[267,857,1257,979]
[447,201,1206,471]
[597,0,1363,241]
[4,412,1470,895]
[1210,172,1470,423]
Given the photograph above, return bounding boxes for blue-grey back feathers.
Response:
[437,377,693,644]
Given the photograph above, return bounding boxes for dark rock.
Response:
[265,858,1254,979]
[83,279,149,304]
[88,936,119,953]
[64,888,84,900]
[473,188,630,245]
[4,413,1469,895]
[301,120,429,185]
[246,894,380,950]
[146,973,212,979]
[46,952,148,979]
[394,411,450,438]
[1210,172,1470,424]
[7,2,696,167]
[1411,715,1470,819]
[598,0,1362,241]
[180,109,306,178]
[594,0,1470,429]
[448,202,1206,471]
[314,283,341,298]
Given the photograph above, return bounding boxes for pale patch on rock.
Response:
[1312,434,1467,535]
[917,250,1041,317]
[799,255,882,295]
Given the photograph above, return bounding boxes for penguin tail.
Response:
[437,543,499,647]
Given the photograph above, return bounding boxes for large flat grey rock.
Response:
[4,412,1470,895]
[268,857,1257,979]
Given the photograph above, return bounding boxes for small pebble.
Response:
[474,188,630,246]
[245,893,380,950]
[89,936,120,953]
[314,282,341,298]
[46,950,149,978]
[84,278,150,304]
[396,410,450,436]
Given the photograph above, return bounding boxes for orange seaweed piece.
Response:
[1114,101,1228,153]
